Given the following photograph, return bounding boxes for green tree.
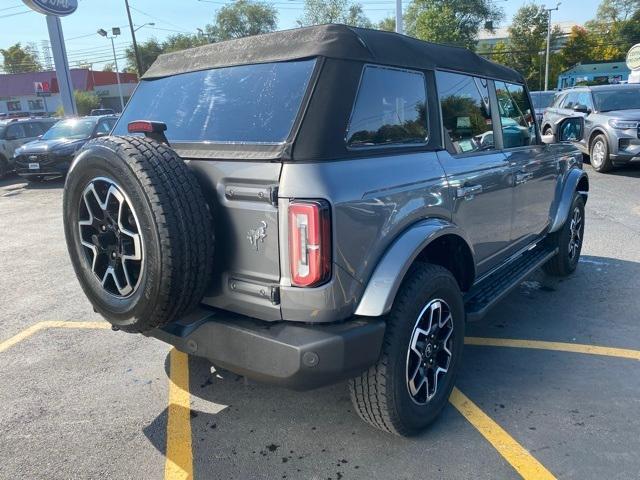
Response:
[206,0,277,41]
[74,90,100,116]
[489,40,511,65]
[377,16,395,32]
[585,0,640,61]
[404,0,503,49]
[596,0,639,22]
[0,43,42,73]
[505,3,561,89]
[560,26,595,68]
[299,0,372,27]
[102,63,114,72]
[125,38,163,75]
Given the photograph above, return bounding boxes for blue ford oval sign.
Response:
[22,0,78,16]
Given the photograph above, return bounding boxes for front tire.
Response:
[589,134,613,172]
[543,193,585,276]
[349,264,464,436]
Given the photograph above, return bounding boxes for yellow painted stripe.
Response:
[164,348,193,480]
[449,387,556,480]
[0,321,109,353]
[465,337,640,361]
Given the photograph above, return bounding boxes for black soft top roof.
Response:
[143,23,523,84]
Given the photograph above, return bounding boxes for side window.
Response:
[562,92,579,109]
[346,65,428,148]
[24,123,43,138]
[6,123,26,140]
[576,92,593,110]
[96,119,115,134]
[436,70,494,154]
[495,81,537,148]
[551,93,565,108]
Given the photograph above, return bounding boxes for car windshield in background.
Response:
[593,88,640,112]
[42,119,95,140]
[531,92,555,109]
[113,59,316,144]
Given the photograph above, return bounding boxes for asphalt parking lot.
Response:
[1,164,639,480]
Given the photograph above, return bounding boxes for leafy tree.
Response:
[205,0,277,40]
[489,40,511,66]
[504,3,562,89]
[404,0,503,49]
[299,0,372,27]
[596,0,639,22]
[125,38,163,75]
[102,63,114,72]
[0,43,42,73]
[56,90,101,117]
[377,16,395,32]
[585,0,640,61]
[560,26,595,68]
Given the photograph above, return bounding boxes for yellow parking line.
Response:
[450,387,556,480]
[0,321,109,354]
[465,337,640,361]
[164,348,193,480]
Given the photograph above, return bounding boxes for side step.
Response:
[464,244,558,322]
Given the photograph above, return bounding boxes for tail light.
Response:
[288,200,331,287]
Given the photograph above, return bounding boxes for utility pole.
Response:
[124,0,142,78]
[395,0,403,34]
[98,28,125,112]
[544,2,561,91]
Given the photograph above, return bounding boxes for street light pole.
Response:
[395,0,403,34]
[124,0,143,78]
[544,2,561,91]
[98,28,125,112]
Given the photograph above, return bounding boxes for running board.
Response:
[464,244,558,322]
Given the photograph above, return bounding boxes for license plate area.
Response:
[28,163,40,170]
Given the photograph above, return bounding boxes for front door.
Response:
[495,81,558,246]
[435,71,513,277]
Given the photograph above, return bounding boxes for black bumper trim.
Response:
[145,308,386,390]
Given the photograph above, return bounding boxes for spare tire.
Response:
[63,136,214,333]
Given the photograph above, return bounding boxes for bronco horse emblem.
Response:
[247,221,267,251]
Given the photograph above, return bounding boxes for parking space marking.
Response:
[465,337,640,360]
[164,348,193,480]
[0,320,109,353]
[450,387,556,480]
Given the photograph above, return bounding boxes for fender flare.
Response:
[549,168,589,233]
[354,218,475,317]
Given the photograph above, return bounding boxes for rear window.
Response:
[113,59,316,144]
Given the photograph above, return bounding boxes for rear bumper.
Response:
[145,308,386,390]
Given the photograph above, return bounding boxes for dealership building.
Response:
[0,68,138,117]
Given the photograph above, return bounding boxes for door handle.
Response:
[456,184,483,200]
[515,172,533,185]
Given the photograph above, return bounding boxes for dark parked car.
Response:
[13,115,117,182]
[62,25,588,435]
[541,84,640,172]
[0,117,57,178]
[530,90,558,125]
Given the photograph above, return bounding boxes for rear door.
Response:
[4,123,28,157]
[495,81,557,246]
[435,71,513,277]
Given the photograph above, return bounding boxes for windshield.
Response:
[593,88,640,112]
[113,59,316,144]
[530,92,555,109]
[42,118,95,140]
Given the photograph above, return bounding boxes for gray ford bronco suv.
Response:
[63,25,589,436]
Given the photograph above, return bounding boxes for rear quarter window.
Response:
[346,65,428,148]
[113,59,316,144]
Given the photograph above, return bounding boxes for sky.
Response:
[0,0,603,71]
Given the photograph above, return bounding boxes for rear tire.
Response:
[63,136,214,333]
[349,263,464,436]
[589,134,613,173]
[543,193,585,276]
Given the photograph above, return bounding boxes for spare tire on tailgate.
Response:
[63,136,214,333]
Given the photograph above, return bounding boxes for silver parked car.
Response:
[0,117,57,177]
[541,84,640,172]
[61,25,588,436]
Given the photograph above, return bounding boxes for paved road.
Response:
[0,163,639,479]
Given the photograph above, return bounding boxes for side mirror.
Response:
[94,131,109,137]
[557,117,584,142]
[573,104,590,114]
